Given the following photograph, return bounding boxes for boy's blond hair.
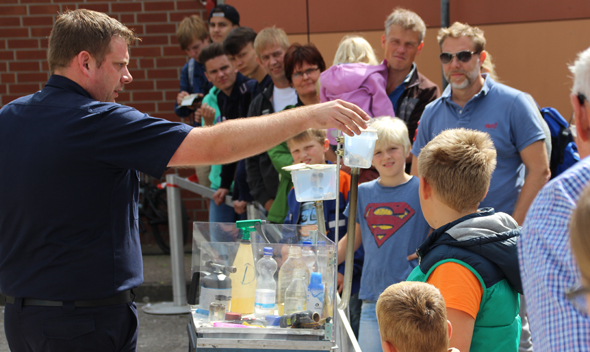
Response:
[437,22,486,53]
[370,117,411,155]
[287,128,327,147]
[176,15,209,51]
[377,282,448,352]
[418,128,496,213]
[253,26,289,56]
[571,185,590,283]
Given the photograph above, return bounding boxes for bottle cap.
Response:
[263,247,273,256]
[302,240,312,247]
[225,312,242,321]
[310,272,322,285]
[265,315,281,326]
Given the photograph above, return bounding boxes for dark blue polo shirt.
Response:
[0,75,193,301]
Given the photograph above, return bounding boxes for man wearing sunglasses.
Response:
[411,23,549,350]
[411,22,549,226]
[518,47,590,352]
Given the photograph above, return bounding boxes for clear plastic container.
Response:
[343,129,378,168]
[284,268,308,314]
[277,246,310,316]
[301,240,317,273]
[254,247,278,317]
[288,164,337,202]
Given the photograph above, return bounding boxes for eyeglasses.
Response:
[578,93,587,105]
[292,67,320,80]
[566,282,590,315]
[439,51,479,64]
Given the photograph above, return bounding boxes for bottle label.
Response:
[307,288,324,316]
[255,289,275,309]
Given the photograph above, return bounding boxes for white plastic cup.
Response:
[343,129,378,168]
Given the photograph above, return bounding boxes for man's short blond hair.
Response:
[287,128,327,147]
[384,8,426,43]
[253,26,289,56]
[48,9,138,74]
[377,282,448,352]
[437,22,486,53]
[176,15,209,51]
[371,117,411,155]
[418,128,496,213]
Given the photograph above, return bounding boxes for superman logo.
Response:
[365,202,415,248]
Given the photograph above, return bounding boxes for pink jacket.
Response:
[320,62,394,144]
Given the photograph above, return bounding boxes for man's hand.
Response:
[264,199,274,212]
[337,272,344,293]
[177,91,189,106]
[233,200,247,214]
[197,102,216,126]
[407,252,418,261]
[306,100,370,136]
[212,188,229,206]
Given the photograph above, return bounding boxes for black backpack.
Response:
[541,107,580,178]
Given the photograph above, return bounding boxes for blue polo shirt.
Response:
[0,75,193,300]
[412,75,545,215]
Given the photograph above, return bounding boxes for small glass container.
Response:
[209,295,230,323]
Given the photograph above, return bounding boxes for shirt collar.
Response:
[404,63,416,84]
[45,74,93,100]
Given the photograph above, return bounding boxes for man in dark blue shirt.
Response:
[0,9,369,351]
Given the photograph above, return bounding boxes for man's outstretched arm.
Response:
[168,100,370,167]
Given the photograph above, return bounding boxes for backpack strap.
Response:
[188,58,195,91]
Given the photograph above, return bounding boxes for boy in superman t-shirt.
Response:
[337,117,430,352]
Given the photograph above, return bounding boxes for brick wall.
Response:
[0,0,211,233]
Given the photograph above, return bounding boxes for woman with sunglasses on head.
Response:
[570,184,590,315]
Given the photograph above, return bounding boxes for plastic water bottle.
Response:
[254,247,278,317]
[301,240,317,274]
[316,241,328,286]
[284,268,308,314]
[307,272,324,317]
[278,246,310,315]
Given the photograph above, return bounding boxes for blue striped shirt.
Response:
[519,156,590,351]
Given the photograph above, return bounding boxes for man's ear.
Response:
[572,93,590,143]
[204,71,212,83]
[416,41,424,56]
[381,34,386,50]
[76,51,92,77]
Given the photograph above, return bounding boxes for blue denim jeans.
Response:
[358,301,382,352]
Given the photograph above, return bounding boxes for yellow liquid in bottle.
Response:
[229,242,257,314]
[278,302,285,316]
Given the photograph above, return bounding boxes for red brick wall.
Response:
[0,0,210,232]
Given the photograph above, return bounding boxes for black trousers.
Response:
[4,299,138,352]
